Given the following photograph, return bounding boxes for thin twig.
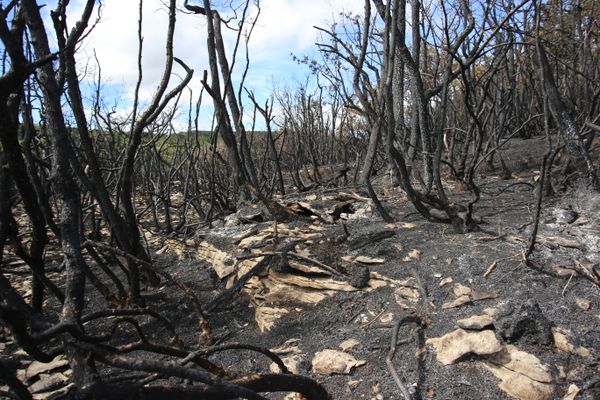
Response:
[561,272,575,296]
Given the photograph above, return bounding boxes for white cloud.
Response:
[67,0,365,129]
[248,0,364,60]
[74,0,206,101]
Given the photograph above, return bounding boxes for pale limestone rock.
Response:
[311,349,366,375]
[395,286,420,302]
[26,356,69,381]
[439,277,454,287]
[347,379,362,390]
[254,306,289,332]
[403,249,421,262]
[442,295,471,309]
[487,345,552,383]
[379,312,394,323]
[33,383,74,400]
[29,372,69,394]
[339,339,361,352]
[196,241,237,279]
[553,328,574,353]
[574,296,591,311]
[354,256,385,264]
[552,328,591,357]
[453,283,472,297]
[458,314,494,330]
[371,382,381,395]
[426,328,503,365]
[269,354,309,374]
[270,338,302,354]
[563,384,580,400]
[484,345,554,400]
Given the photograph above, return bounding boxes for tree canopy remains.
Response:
[1,0,599,399]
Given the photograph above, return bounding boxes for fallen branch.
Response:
[83,240,212,344]
[386,313,425,400]
[205,256,272,314]
[572,259,600,287]
[348,229,396,251]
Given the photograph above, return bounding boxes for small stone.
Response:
[563,384,580,400]
[553,328,574,353]
[458,314,494,330]
[379,312,394,323]
[339,339,361,352]
[403,249,421,261]
[439,277,453,287]
[575,347,590,357]
[433,273,442,278]
[552,328,591,357]
[395,287,420,304]
[574,296,591,311]
[347,380,361,390]
[442,295,471,309]
[311,350,366,375]
[372,383,381,394]
[453,283,472,297]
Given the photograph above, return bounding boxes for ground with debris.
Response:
[2,137,599,399]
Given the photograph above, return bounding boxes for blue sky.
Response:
[68,0,365,131]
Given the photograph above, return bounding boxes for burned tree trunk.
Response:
[536,36,599,191]
[21,0,98,388]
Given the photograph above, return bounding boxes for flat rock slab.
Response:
[426,328,503,365]
[484,345,554,400]
[26,356,69,381]
[29,372,69,394]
